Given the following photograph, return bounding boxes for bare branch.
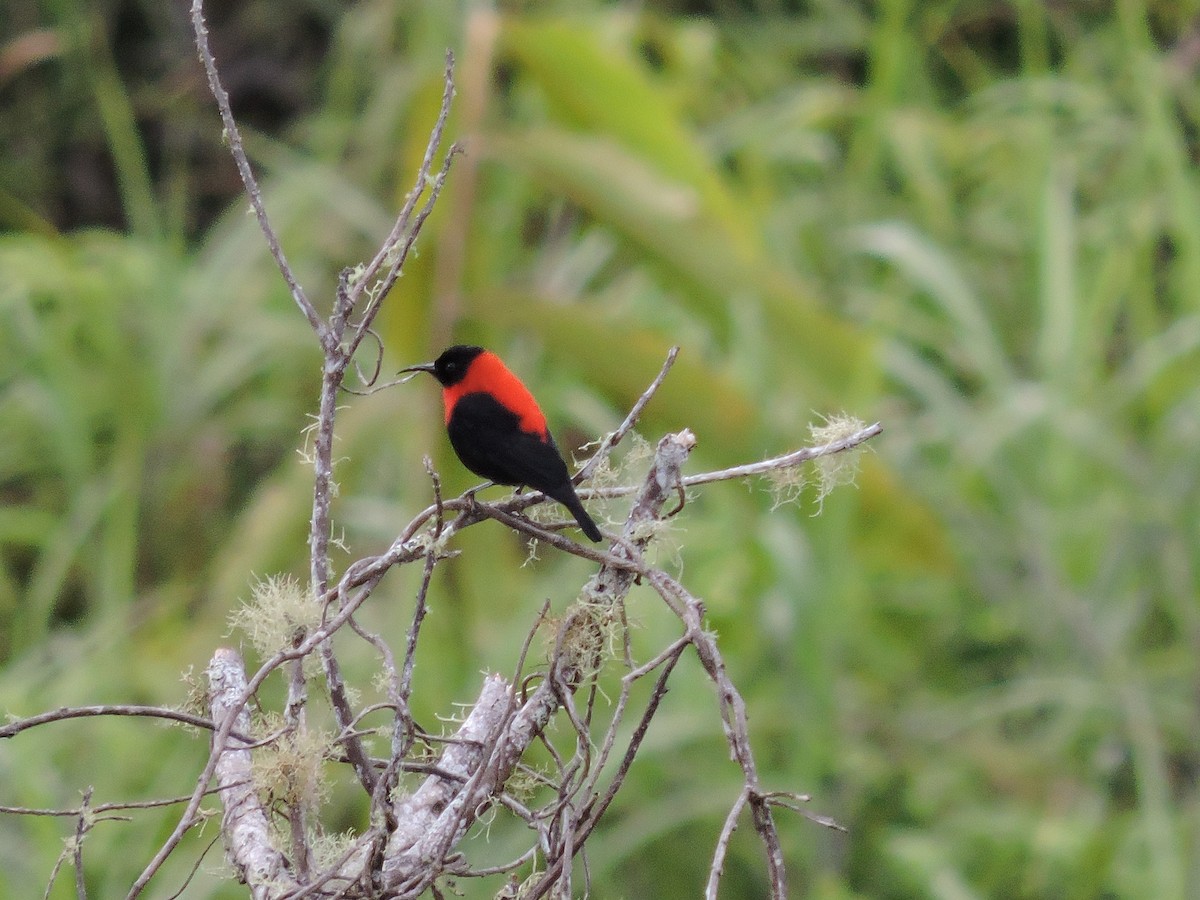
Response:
[189,0,322,338]
[316,633,376,796]
[459,420,882,534]
[207,648,298,898]
[127,569,388,898]
[401,538,439,714]
[645,569,789,898]
[163,834,224,900]
[274,827,383,899]
[681,421,882,486]
[368,432,697,895]
[342,51,459,347]
[292,53,459,811]
[0,704,244,741]
[761,791,846,832]
[383,675,516,894]
[73,786,91,900]
[42,828,70,900]
[574,345,679,484]
[110,400,874,895]
[707,788,750,900]
[192,1,460,834]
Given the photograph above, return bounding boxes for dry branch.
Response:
[380,430,699,896]
[2,2,883,895]
[208,648,298,898]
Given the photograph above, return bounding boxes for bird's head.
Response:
[399,345,485,387]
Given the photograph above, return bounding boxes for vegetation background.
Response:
[2,0,1198,897]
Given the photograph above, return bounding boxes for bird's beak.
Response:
[397,361,436,383]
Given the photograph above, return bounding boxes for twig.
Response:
[0,784,248,817]
[511,600,553,690]
[193,2,459,831]
[189,0,322,338]
[308,385,364,800]
[760,791,846,832]
[646,569,789,898]
[680,421,882,487]
[421,420,883,541]
[163,833,223,900]
[401,530,439,711]
[449,845,538,879]
[582,638,688,822]
[274,827,383,900]
[0,704,244,741]
[298,51,460,812]
[524,640,686,899]
[706,788,749,900]
[574,345,679,483]
[343,51,460,357]
[73,786,91,900]
[42,834,69,900]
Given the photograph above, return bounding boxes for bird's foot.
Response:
[461,480,495,505]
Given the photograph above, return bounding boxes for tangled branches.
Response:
[0,3,882,897]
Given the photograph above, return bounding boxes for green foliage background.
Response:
[3,1,1199,897]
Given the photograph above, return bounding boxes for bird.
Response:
[401,345,603,542]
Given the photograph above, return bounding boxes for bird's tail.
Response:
[549,484,603,542]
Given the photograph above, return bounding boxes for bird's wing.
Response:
[447,392,571,491]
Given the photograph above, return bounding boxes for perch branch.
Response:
[379,430,698,895]
[391,420,883,546]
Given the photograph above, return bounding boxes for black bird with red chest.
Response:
[402,345,603,542]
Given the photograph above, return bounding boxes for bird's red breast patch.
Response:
[441,350,549,439]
